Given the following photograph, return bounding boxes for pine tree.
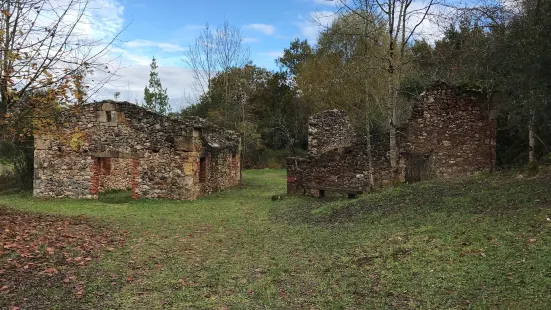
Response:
[143,57,170,115]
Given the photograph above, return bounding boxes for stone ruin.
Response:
[33,101,241,200]
[287,82,498,196]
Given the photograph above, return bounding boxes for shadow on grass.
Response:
[98,190,133,204]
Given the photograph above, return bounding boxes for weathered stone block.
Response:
[174,136,193,151]
[183,162,194,175]
[35,137,50,150]
[101,102,116,111]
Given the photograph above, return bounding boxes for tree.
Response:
[335,0,437,182]
[496,0,551,163]
[0,0,121,134]
[0,0,122,185]
[183,20,249,99]
[276,38,313,76]
[295,12,388,188]
[143,57,170,115]
[182,23,217,95]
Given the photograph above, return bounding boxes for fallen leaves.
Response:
[0,206,125,303]
[41,267,58,275]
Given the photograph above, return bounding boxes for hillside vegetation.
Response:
[1,169,550,309]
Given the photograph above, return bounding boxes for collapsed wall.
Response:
[287,110,401,195]
[405,82,497,180]
[287,82,497,196]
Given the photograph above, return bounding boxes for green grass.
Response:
[1,169,551,309]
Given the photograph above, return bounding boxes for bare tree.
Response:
[336,0,437,182]
[215,20,250,99]
[0,0,123,133]
[182,23,217,95]
[182,20,250,99]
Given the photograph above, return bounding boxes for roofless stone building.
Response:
[287,82,498,197]
[33,101,241,200]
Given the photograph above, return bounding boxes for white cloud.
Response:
[404,1,444,43]
[96,65,197,111]
[76,0,126,40]
[244,23,276,35]
[296,10,337,42]
[312,0,337,6]
[261,51,284,58]
[243,37,260,43]
[124,39,186,52]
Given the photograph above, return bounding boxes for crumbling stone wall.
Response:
[34,101,240,200]
[287,110,403,195]
[287,82,496,195]
[405,82,497,179]
[97,157,133,192]
[308,110,354,156]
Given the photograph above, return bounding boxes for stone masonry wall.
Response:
[98,157,133,192]
[308,110,354,156]
[287,82,496,196]
[287,111,404,195]
[33,149,95,199]
[405,82,496,179]
[34,101,241,200]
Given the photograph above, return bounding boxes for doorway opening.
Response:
[93,157,134,203]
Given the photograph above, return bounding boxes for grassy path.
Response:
[1,169,551,309]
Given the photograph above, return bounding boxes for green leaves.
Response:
[143,57,170,115]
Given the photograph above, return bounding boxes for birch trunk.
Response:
[528,109,536,163]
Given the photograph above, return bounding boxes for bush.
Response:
[247,148,307,169]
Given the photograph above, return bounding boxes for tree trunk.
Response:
[387,67,398,180]
[528,108,536,163]
[363,77,374,190]
[365,118,374,191]
[0,1,11,128]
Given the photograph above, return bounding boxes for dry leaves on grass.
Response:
[0,207,126,297]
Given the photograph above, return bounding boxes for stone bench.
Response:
[303,184,363,199]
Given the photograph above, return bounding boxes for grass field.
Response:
[1,169,551,309]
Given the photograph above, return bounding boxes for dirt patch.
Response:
[0,207,126,309]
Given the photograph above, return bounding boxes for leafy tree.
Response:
[335,0,437,181]
[0,0,121,135]
[276,39,313,76]
[143,57,170,115]
[295,12,389,187]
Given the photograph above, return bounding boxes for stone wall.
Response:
[288,109,397,194]
[97,157,133,192]
[287,82,496,196]
[405,82,497,179]
[33,149,95,199]
[308,110,354,156]
[34,101,241,200]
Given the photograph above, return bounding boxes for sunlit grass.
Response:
[1,169,550,309]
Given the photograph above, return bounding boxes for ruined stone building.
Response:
[33,101,241,200]
[287,82,497,196]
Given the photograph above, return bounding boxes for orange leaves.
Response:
[0,207,125,300]
[41,267,58,275]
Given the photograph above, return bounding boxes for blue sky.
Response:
[119,0,334,68]
[91,0,339,109]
